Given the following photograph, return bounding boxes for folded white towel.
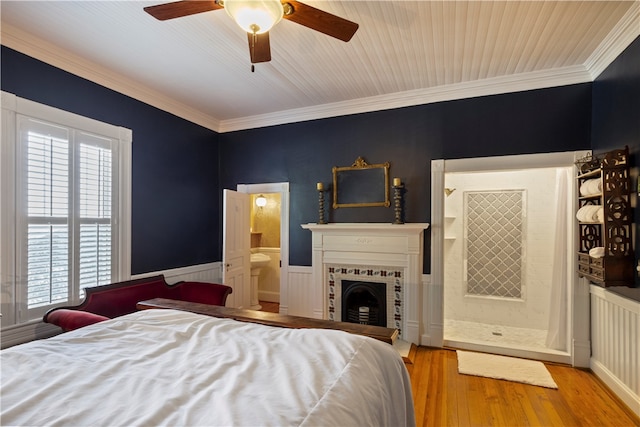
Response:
[587,178,602,195]
[579,178,602,196]
[589,247,605,258]
[576,205,601,222]
[596,207,604,223]
[579,181,590,196]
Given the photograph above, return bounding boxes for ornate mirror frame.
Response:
[332,157,390,208]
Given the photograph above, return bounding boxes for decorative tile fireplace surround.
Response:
[301,223,429,344]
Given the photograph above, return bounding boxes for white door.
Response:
[222,189,251,309]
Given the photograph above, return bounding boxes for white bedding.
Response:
[1,309,415,426]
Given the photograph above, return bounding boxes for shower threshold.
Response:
[444,319,570,364]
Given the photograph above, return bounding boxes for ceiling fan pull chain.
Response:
[250,31,257,72]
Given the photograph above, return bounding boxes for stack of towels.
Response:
[580,178,602,197]
[577,178,604,223]
[576,205,604,223]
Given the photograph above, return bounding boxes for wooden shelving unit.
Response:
[576,146,634,287]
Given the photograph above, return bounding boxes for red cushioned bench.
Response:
[43,274,232,332]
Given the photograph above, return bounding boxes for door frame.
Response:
[429,150,592,367]
[237,182,290,314]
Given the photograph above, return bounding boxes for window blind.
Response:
[2,92,131,329]
[21,118,115,310]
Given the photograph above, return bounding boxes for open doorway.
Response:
[443,167,571,362]
[237,182,289,315]
[430,151,593,367]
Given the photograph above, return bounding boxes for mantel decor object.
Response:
[332,156,390,208]
[392,177,404,224]
[317,182,327,224]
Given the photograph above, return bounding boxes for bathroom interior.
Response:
[250,193,281,310]
[443,166,573,361]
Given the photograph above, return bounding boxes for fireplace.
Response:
[302,223,429,345]
[341,280,387,327]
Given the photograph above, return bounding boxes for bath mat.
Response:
[456,350,558,389]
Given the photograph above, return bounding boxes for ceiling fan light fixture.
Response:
[224,0,284,34]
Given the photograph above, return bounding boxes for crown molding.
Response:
[3,3,638,136]
[1,24,221,132]
[218,65,592,132]
[585,1,640,80]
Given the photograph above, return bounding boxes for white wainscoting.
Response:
[590,285,640,417]
[285,266,313,317]
[131,262,223,284]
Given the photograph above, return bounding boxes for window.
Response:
[1,92,131,326]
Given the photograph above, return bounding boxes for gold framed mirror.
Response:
[332,157,390,208]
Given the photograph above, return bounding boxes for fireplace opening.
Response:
[341,280,387,327]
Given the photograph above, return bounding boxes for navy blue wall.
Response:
[592,36,640,287]
[2,43,602,275]
[220,84,592,270]
[1,46,221,274]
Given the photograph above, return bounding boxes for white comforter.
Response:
[1,309,415,426]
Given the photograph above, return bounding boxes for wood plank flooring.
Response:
[407,346,640,427]
[259,302,638,426]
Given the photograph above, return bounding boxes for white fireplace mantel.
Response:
[301,223,429,344]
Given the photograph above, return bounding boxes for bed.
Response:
[1,309,415,426]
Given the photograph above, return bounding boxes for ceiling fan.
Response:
[144,0,359,67]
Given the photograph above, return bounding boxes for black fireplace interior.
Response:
[341,280,387,327]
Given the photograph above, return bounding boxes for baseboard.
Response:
[258,290,280,302]
[1,320,61,349]
[591,358,640,418]
[403,343,417,365]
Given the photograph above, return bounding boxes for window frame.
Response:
[1,91,131,327]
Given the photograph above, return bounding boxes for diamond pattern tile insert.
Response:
[465,191,523,298]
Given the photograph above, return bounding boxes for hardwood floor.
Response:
[407,346,640,427]
[259,303,638,426]
[258,300,279,313]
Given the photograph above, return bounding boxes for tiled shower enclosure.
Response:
[444,168,564,353]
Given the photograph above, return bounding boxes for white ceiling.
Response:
[2,1,639,133]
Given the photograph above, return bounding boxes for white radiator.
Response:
[590,285,640,417]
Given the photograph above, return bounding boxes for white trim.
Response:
[218,66,592,132]
[1,24,221,133]
[0,91,132,326]
[0,93,18,323]
[590,285,640,416]
[4,7,638,134]
[131,262,222,283]
[301,223,429,344]
[590,359,640,418]
[0,318,61,350]
[117,130,132,280]
[586,1,640,80]
[431,151,590,366]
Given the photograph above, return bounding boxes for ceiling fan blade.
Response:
[248,32,271,63]
[144,0,222,21]
[282,1,358,42]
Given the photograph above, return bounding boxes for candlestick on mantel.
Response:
[317,182,327,224]
[392,178,404,224]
